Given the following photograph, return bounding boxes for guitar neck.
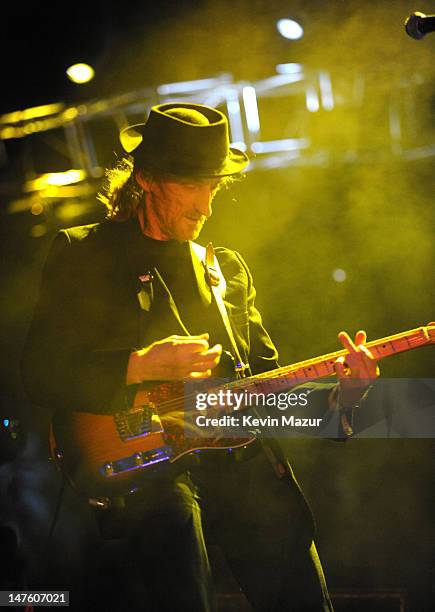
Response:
[229,324,435,396]
[145,324,433,417]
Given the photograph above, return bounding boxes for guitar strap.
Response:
[192,242,298,483]
[191,241,250,377]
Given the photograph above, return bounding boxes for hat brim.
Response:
[120,123,249,177]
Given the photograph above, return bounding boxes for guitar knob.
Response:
[104,462,114,476]
[134,452,143,466]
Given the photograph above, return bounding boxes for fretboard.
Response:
[142,324,434,417]
[224,324,435,397]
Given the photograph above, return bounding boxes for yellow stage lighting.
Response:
[66,63,95,84]
[277,18,304,40]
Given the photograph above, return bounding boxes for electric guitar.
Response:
[50,323,435,498]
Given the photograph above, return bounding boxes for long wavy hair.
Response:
[97,156,241,222]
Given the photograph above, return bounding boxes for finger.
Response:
[188,369,212,379]
[171,333,209,340]
[190,344,222,360]
[342,352,378,381]
[180,338,211,353]
[192,354,221,371]
[206,344,223,356]
[333,359,346,379]
[169,334,210,349]
[177,342,221,365]
[192,345,222,365]
[354,329,367,347]
[334,356,351,378]
[338,330,358,354]
[357,343,376,362]
[190,333,209,340]
[351,344,377,372]
[172,348,220,376]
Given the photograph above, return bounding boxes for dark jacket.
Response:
[21,218,283,416]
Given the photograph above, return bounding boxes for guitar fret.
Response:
[311,363,320,377]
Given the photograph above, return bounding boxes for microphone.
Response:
[405,11,435,39]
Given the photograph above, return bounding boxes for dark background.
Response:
[1,1,434,609]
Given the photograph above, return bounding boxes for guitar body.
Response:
[50,384,256,498]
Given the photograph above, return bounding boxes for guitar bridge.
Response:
[100,446,173,478]
[114,406,155,441]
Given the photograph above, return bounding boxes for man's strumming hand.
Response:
[126,333,222,384]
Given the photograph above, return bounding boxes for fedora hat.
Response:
[119,102,249,177]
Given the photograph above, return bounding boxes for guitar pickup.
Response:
[114,406,156,441]
[100,446,173,478]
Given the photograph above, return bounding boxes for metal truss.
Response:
[1,66,434,211]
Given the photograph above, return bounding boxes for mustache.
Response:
[186,214,206,221]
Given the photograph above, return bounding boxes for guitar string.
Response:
[151,328,431,416]
[145,327,431,418]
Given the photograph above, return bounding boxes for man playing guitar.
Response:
[22,103,379,611]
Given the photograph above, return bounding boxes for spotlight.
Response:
[277,18,304,40]
[66,63,95,84]
[276,63,304,75]
[332,269,347,283]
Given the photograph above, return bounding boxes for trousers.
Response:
[84,446,333,612]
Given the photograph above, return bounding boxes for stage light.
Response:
[276,63,304,75]
[30,202,44,216]
[277,19,304,40]
[242,86,260,134]
[46,169,85,186]
[319,71,334,110]
[306,86,320,112]
[66,63,95,84]
[0,103,65,125]
[25,169,86,192]
[226,92,245,149]
[332,269,347,282]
